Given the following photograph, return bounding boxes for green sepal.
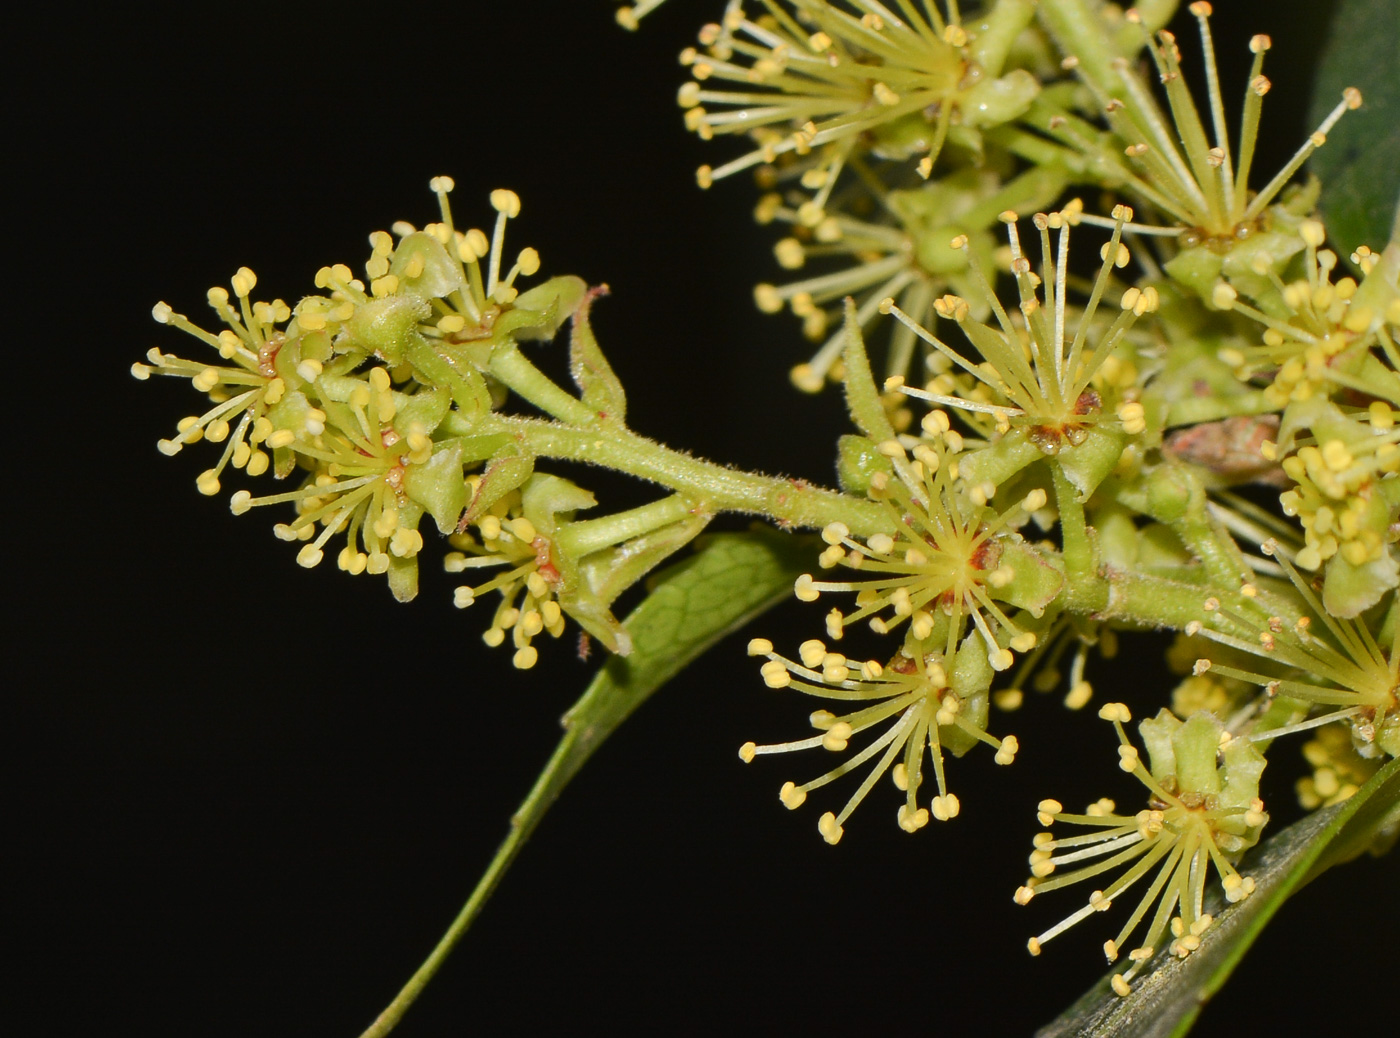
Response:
[841,302,897,443]
[272,444,297,480]
[967,0,1037,75]
[519,472,598,536]
[1163,247,1223,304]
[316,373,369,404]
[1323,550,1400,618]
[1219,738,1268,819]
[295,328,334,366]
[403,440,468,535]
[1057,426,1125,500]
[1378,713,1400,758]
[389,232,462,299]
[511,275,589,342]
[962,163,1072,230]
[958,429,1043,487]
[990,539,1064,617]
[385,501,425,604]
[568,286,627,424]
[836,434,893,494]
[461,450,535,527]
[265,387,310,426]
[960,69,1040,128]
[345,294,433,365]
[1138,708,1183,786]
[1220,232,1306,316]
[1351,242,1400,317]
[403,335,493,419]
[945,629,995,756]
[1173,712,1224,797]
[554,578,630,657]
[391,385,451,438]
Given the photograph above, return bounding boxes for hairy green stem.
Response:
[444,412,891,537]
[488,342,598,427]
[1052,463,1107,613]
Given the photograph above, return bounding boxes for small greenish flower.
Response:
[446,474,596,671]
[1296,723,1384,809]
[796,432,1060,671]
[1017,703,1268,997]
[1212,226,1400,409]
[740,633,1018,843]
[879,204,1156,494]
[682,0,1039,204]
[226,364,459,597]
[1018,3,1362,293]
[754,165,1066,391]
[1189,540,1399,758]
[1279,408,1399,571]
[134,273,307,494]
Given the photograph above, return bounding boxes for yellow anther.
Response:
[489,189,522,218]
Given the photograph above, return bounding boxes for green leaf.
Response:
[553,527,812,786]
[359,528,811,1038]
[1036,756,1400,1038]
[1309,0,1400,253]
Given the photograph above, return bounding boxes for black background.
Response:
[12,2,1394,1036]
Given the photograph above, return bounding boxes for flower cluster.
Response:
[135,178,547,603]
[1214,226,1400,410]
[880,204,1158,469]
[755,164,1067,391]
[1189,540,1398,759]
[137,178,714,667]
[1018,3,1361,255]
[1017,704,1267,997]
[681,0,1040,204]
[740,634,1018,843]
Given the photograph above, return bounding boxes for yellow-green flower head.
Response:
[880,204,1157,459]
[1213,227,1400,410]
[225,364,463,602]
[1262,398,1400,612]
[137,177,567,601]
[447,472,605,670]
[448,496,567,671]
[796,431,1061,672]
[683,0,1039,206]
[137,273,345,496]
[1295,723,1384,810]
[754,164,1067,392]
[1189,541,1399,758]
[1026,3,1361,246]
[739,633,1018,843]
[295,178,548,369]
[1016,704,1268,998]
